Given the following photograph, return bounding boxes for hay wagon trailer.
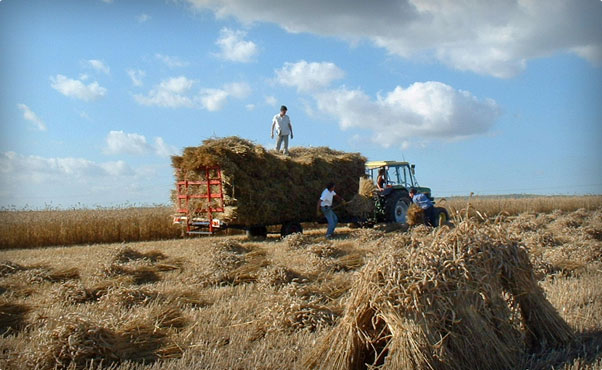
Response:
[172,166,308,238]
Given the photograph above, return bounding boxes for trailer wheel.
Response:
[281,222,303,237]
[247,225,267,239]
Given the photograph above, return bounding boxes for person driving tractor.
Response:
[376,168,387,191]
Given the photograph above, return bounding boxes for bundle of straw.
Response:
[305,220,573,369]
[406,203,425,226]
[171,137,366,226]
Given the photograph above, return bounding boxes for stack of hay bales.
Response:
[305,221,573,369]
[171,137,366,226]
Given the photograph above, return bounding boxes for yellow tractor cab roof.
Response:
[366,161,410,170]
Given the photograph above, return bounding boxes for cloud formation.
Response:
[0,151,132,182]
[155,53,190,68]
[134,77,251,111]
[215,28,258,62]
[50,74,107,101]
[127,69,145,87]
[87,59,110,74]
[104,130,177,157]
[0,151,164,208]
[187,0,602,78]
[314,81,500,147]
[17,104,47,131]
[137,13,151,23]
[134,76,196,108]
[275,60,344,92]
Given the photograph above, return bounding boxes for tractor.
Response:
[365,161,449,226]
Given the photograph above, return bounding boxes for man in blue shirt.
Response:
[409,188,435,226]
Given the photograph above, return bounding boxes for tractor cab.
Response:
[366,161,432,199]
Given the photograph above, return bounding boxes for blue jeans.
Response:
[321,206,338,237]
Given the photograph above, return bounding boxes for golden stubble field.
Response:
[0,196,601,369]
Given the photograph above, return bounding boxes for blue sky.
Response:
[1,0,601,209]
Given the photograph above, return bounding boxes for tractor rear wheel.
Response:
[433,207,450,227]
[385,191,411,223]
[280,222,303,237]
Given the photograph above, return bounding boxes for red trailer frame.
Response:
[173,166,225,234]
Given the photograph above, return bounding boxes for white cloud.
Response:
[137,13,151,23]
[215,28,258,63]
[199,88,229,111]
[155,53,190,68]
[104,130,177,157]
[223,82,251,99]
[0,151,175,208]
[87,59,110,74]
[134,76,196,108]
[50,74,107,101]
[314,81,500,147]
[17,104,47,131]
[154,137,178,157]
[127,69,145,87]
[186,0,602,78]
[245,104,255,111]
[0,151,132,181]
[275,60,344,92]
[265,96,277,106]
[104,131,150,155]
[134,77,250,111]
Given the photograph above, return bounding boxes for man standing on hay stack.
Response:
[410,187,436,226]
[271,105,293,155]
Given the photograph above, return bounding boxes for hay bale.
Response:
[305,220,573,370]
[26,307,187,369]
[0,301,29,334]
[98,286,158,308]
[172,137,366,226]
[358,176,376,197]
[257,266,308,287]
[260,288,340,333]
[407,203,425,226]
[0,261,25,277]
[284,233,313,249]
[100,262,161,285]
[111,246,166,264]
[202,244,269,286]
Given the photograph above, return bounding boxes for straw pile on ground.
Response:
[305,220,573,369]
[171,137,366,226]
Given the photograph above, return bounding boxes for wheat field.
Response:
[0,206,181,250]
[0,197,601,369]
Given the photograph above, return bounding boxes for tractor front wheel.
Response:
[385,191,411,224]
[433,207,450,227]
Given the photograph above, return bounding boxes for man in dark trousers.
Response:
[409,187,436,226]
[317,182,345,238]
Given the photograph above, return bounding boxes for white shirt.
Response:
[273,114,291,136]
[320,188,336,207]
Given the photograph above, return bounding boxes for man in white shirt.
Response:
[271,105,294,155]
[316,182,345,238]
